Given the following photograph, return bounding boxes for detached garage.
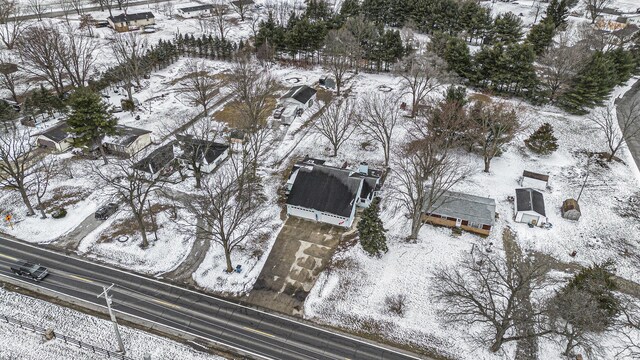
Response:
[515,188,547,227]
[35,122,73,152]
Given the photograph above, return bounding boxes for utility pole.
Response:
[97,284,125,354]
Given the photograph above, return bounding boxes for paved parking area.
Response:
[246,217,344,316]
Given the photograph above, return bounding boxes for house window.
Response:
[482,224,491,230]
[461,220,468,226]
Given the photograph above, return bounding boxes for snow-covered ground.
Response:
[0,286,222,360]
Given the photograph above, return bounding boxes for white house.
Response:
[515,188,547,227]
[35,122,73,152]
[108,12,155,32]
[103,125,152,157]
[520,170,549,191]
[279,85,317,125]
[174,135,230,173]
[285,157,383,228]
[176,4,218,18]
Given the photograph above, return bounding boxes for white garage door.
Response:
[521,213,539,225]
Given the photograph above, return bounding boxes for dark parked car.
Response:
[95,203,118,220]
[273,107,284,119]
[10,260,49,281]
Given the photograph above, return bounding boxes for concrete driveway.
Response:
[246,217,345,316]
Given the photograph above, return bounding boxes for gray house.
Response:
[422,190,496,236]
[285,157,382,228]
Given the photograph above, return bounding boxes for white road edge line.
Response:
[0,273,273,360]
[0,236,423,359]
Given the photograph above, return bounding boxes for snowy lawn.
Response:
[0,286,221,360]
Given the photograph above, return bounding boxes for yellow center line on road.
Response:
[243,326,275,338]
[67,274,95,284]
[0,253,17,261]
[151,298,182,309]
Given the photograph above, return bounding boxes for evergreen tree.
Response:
[357,197,388,257]
[490,12,523,44]
[524,123,559,155]
[444,36,472,78]
[559,51,617,114]
[564,261,619,321]
[339,0,361,20]
[545,0,569,29]
[0,100,18,132]
[67,88,118,164]
[526,17,556,56]
[24,85,66,118]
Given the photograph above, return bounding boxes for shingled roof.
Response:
[104,125,151,147]
[282,85,317,105]
[286,166,362,218]
[175,135,228,164]
[37,122,70,143]
[515,188,546,216]
[109,12,155,24]
[133,143,174,174]
[423,189,496,226]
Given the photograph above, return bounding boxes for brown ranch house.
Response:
[422,189,497,236]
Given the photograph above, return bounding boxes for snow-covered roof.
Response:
[103,125,151,147]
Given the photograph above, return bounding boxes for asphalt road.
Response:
[0,236,423,360]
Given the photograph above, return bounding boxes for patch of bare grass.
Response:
[40,186,93,210]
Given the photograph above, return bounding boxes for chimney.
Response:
[358,162,368,175]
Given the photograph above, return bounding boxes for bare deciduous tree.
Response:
[538,34,591,102]
[584,0,613,24]
[432,251,551,352]
[210,1,230,42]
[17,24,67,96]
[548,286,611,358]
[28,0,47,21]
[93,158,163,248]
[229,58,279,174]
[0,0,27,50]
[468,101,521,172]
[186,164,266,273]
[0,127,39,215]
[357,92,401,167]
[111,32,148,102]
[314,99,357,157]
[617,301,640,358]
[58,25,100,88]
[397,53,447,118]
[590,100,640,162]
[31,157,56,219]
[323,27,356,96]
[0,55,29,103]
[230,0,250,21]
[177,60,222,116]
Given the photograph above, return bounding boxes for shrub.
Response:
[51,208,67,219]
[385,294,407,316]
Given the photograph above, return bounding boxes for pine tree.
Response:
[67,88,118,164]
[559,51,617,114]
[524,123,558,155]
[545,0,569,29]
[357,197,388,257]
[490,12,523,44]
[526,17,555,56]
[444,36,472,78]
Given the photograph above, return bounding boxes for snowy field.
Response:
[0,286,222,360]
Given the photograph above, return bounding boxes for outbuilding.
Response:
[422,190,496,236]
[35,122,73,152]
[515,188,547,227]
[176,4,218,18]
[279,85,317,125]
[520,170,549,191]
[103,125,152,157]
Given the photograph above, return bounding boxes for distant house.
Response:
[279,85,317,125]
[285,157,383,228]
[520,170,549,191]
[132,143,176,179]
[108,12,155,32]
[176,4,218,18]
[515,188,547,227]
[103,125,152,157]
[422,190,496,236]
[35,122,73,152]
[175,135,230,173]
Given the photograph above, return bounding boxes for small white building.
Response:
[35,122,73,152]
[520,170,549,191]
[108,12,155,32]
[103,126,152,157]
[279,85,317,125]
[176,4,218,18]
[515,188,547,227]
[285,157,382,228]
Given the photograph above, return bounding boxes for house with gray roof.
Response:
[103,125,152,157]
[284,157,382,228]
[35,122,73,152]
[174,135,229,173]
[108,12,155,32]
[515,188,547,227]
[132,143,177,179]
[278,85,318,125]
[422,189,496,236]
